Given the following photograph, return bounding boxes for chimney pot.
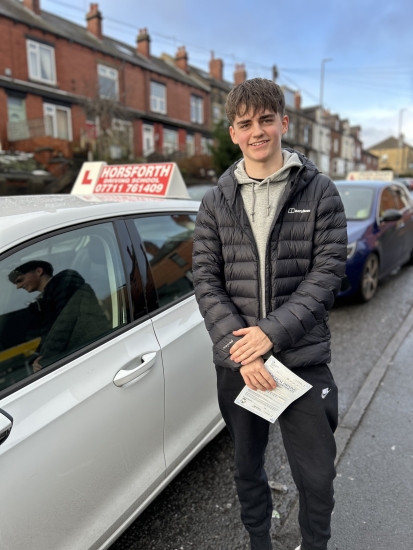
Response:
[137,27,151,58]
[175,46,189,73]
[209,51,223,81]
[86,3,103,40]
[294,91,302,110]
[234,63,247,86]
[23,0,41,15]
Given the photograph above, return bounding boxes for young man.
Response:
[192,78,347,550]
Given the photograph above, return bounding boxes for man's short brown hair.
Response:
[225,78,285,125]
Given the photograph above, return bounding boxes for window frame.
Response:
[150,81,167,114]
[124,211,198,317]
[0,218,147,400]
[43,102,73,141]
[26,39,57,85]
[97,64,119,100]
[162,127,179,155]
[190,95,204,124]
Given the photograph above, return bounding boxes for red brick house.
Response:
[0,0,217,163]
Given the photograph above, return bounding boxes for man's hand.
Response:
[33,356,43,373]
[240,357,277,391]
[230,326,273,365]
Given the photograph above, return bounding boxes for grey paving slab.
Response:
[331,327,413,550]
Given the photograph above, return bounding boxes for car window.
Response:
[133,214,196,308]
[336,186,374,220]
[379,187,397,216]
[0,223,129,394]
[392,186,410,210]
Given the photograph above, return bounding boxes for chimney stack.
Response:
[294,91,302,110]
[23,0,41,15]
[86,3,103,40]
[209,51,223,81]
[175,46,189,73]
[234,64,247,86]
[137,28,151,58]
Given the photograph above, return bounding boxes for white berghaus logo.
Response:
[288,208,310,214]
[321,388,331,399]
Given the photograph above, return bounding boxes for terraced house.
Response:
[0,0,233,167]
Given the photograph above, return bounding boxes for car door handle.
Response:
[113,352,157,387]
[0,409,13,446]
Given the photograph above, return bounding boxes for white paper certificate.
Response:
[234,356,313,423]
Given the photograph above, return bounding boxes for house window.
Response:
[150,81,166,114]
[213,105,221,123]
[303,126,309,144]
[190,95,203,124]
[287,121,295,139]
[186,133,195,156]
[26,40,56,85]
[98,65,119,100]
[43,103,72,140]
[163,128,178,155]
[334,138,339,153]
[201,137,213,155]
[335,120,339,131]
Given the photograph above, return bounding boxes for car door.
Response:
[128,213,222,475]
[391,184,413,262]
[0,220,165,550]
[377,186,403,275]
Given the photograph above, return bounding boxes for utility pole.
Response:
[319,58,332,173]
[398,108,406,177]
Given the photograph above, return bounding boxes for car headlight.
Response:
[347,241,357,259]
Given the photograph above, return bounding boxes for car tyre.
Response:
[403,247,413,266]
[357,253,379,302]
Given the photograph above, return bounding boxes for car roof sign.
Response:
[71,161,190,199]
[346,170,394,181]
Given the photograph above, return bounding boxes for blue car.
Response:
[336,180,413,301]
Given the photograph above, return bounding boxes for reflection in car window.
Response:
[337,186,374,220]
[379,187,397,216]
[0,223,129,393]
[134,214,196,308]
[392,186,410,210]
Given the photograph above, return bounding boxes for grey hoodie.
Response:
[234,149,302,318]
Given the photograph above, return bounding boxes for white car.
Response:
[0,194,223,550]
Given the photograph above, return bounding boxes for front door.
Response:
[142,123,155,156]
[0,221,165,549]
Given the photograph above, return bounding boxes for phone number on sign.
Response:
[94,183,166,194]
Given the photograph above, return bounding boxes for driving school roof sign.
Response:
[71,161,190,198]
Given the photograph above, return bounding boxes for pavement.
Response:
[277,305,413,550]
[330,318,413,549]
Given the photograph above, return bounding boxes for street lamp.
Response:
[319,58,332,173]
[398,108,407,177]
[320,58,333,110]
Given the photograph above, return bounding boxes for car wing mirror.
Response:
[380,209,402,223]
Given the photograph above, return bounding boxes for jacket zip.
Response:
[264,165,307,316]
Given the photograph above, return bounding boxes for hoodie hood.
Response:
[234,149,302,221]
[234,149,302,187]
[217,148,319,208]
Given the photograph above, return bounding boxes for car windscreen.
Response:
[336,186,374,220]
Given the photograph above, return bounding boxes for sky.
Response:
[42,0,413,149]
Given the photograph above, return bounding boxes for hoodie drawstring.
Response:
[251,181,256,222]
[267,180,270,216]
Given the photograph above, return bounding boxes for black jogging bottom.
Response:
[216,364,338,550]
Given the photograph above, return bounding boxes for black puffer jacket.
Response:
[193,151,347,370]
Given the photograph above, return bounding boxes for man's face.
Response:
[229,108,288,165]
[14,269,43,293]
